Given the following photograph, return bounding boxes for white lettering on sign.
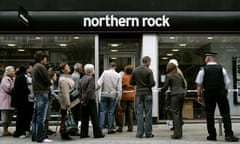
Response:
[83,14,170,28]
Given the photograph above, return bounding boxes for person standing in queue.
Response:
[31,51,52,143]
[58,63,75,140]
[195,52,239,142]
[161,63,186,139]
[69,64,105,138]
[130,56,155,138]
[97,62,122,134]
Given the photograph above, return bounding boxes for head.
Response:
[16,66,27,75]
[142,56,151,67]
[4,66,15,78]
[84,64,95,75]
[73,63,83,73]
[109,62,117,70]
[48,71,57,82]
[124,65,133,75]
[166,63,178,76]
[204,52,217,64]
[34,51,48,64]
[168,59,179,67]
[27,62,34,74]
[59,63,71,74]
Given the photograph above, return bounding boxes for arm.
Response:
[196,84,203,104]
[149,70,155,87]
[129,72,136,85]
[96,72,104,90]
[161,76,170,93]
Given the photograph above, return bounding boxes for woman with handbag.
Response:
[69,64,105,138]
[58,63,75,140]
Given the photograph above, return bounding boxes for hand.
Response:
[198,96,203,104]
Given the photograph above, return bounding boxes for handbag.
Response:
[63,110,78,134]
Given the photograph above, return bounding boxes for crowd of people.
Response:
[0,51,239,143]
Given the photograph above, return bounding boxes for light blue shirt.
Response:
[195,62,230,88]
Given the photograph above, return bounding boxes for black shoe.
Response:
[146,134,154,138]
[108,130,116,134]
[95,134,105,138]
[206,136,217,141]
[136,135,143,138]
[170,127,175,131]
[80,135,90,138]
[127,129,133,132]
[116,129,123,132]
[171,135,182,139]
[225,136,239,142]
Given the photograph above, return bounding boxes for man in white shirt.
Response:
[97,62,122,134]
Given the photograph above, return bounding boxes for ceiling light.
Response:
[59,43,68,47]
[207,37,213,40]
[35,36,41,40]
[73,36,80,39]
[172,49,179,52]
[110,43,120,47]
[166,53,174,56]
[111,49,118,52]
[169,36,175,40]
[17,49,25,52]
[7,43,16,47]
[161,57,169,60]
[111,57,117,60]
[179,43,187,47]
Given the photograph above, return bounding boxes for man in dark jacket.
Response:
[31,51,52,143]
[130,56,155,138]
[195,52,239,142]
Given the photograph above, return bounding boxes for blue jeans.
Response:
[99,97,116,132]
[135,94,153,137]
[32,93,49,142]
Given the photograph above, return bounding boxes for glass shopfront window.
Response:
[0,34,95,74]
[158,34,240,120]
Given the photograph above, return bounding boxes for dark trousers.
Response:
[170,94,184,137]
[80,100,102,137]
[204,89,233,137]
[115,100,134,130]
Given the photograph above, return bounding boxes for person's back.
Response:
[132,66,155,92]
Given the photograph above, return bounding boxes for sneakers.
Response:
[225,136,239,142]
[42,138,53,143]
[19,135,27,139]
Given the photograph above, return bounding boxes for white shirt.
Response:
[195,62,230,88]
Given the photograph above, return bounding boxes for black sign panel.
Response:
[0,11,240,33]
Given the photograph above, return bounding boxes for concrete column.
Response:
[142,34,159,118]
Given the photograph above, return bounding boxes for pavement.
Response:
[1,122,240,144]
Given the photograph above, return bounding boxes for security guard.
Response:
[195,52,239,142]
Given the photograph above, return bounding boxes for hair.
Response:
[73,63,81,70]
[48,70,56,79]
[166,63,179,77]
[84,64,94,74]
[168,59,179,67]
[4,66,15,76]
[34,51,48,63]
[109,62,117,68]
[142,56,151,64]
[16,65,27,75]
[124,65,133,74]
[59,62,68,74]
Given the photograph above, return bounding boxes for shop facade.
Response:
[1,3,240,120]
